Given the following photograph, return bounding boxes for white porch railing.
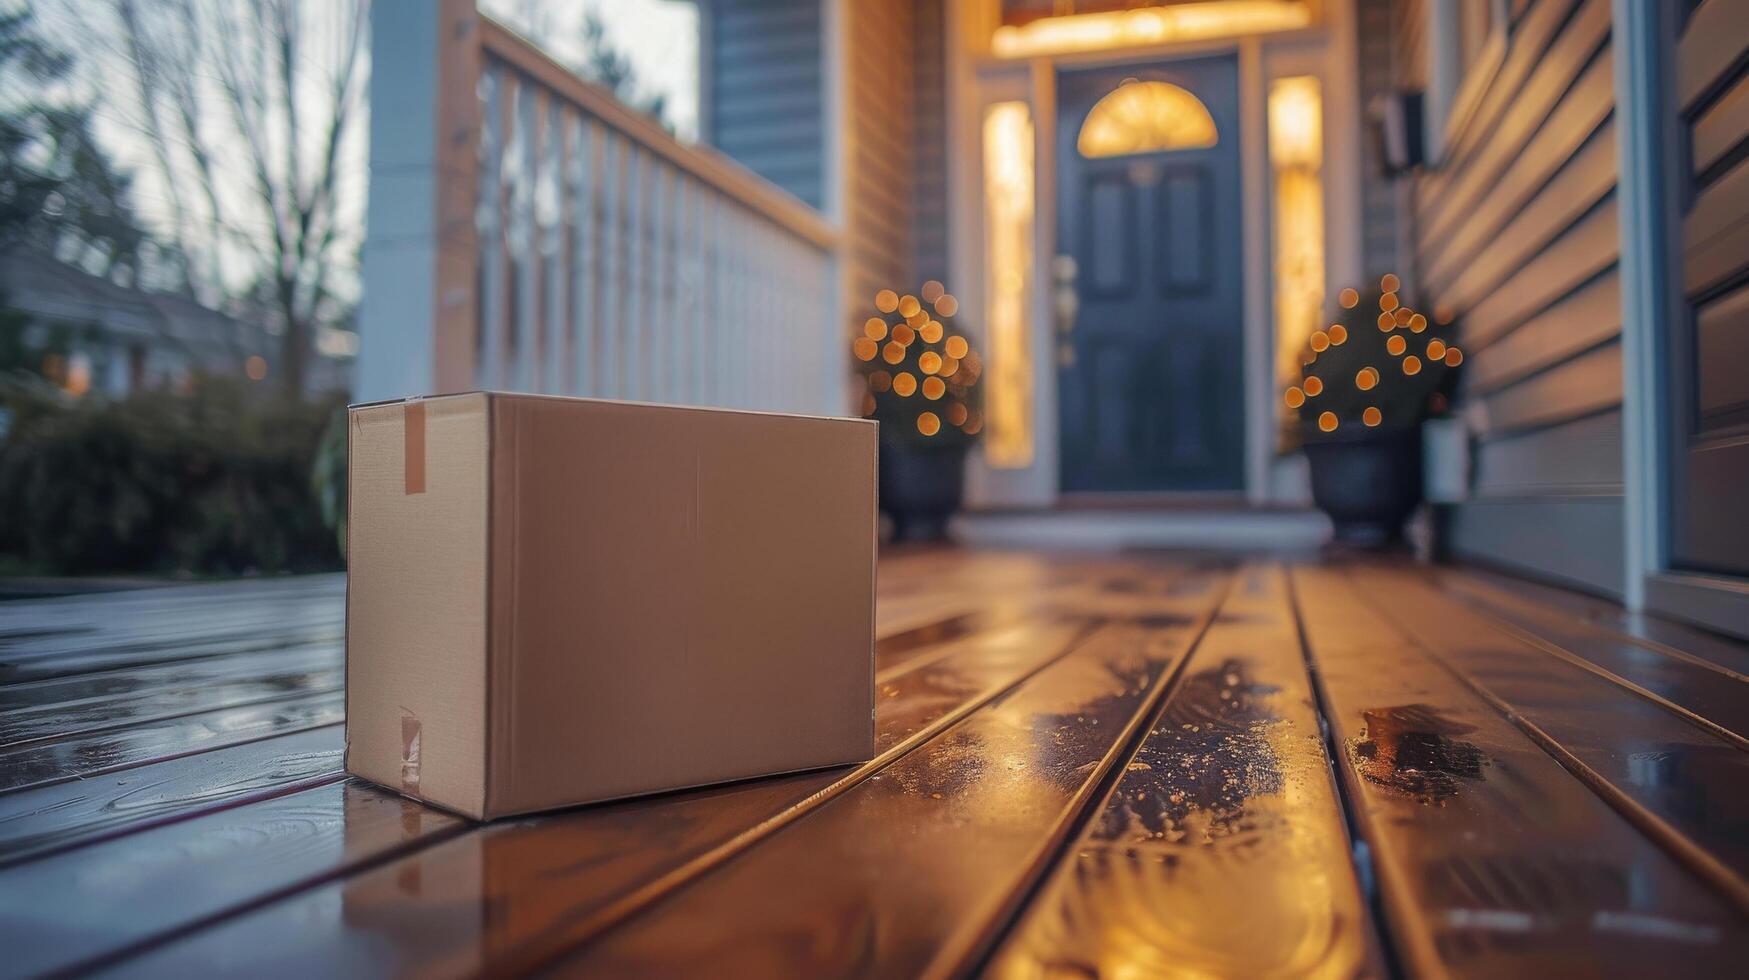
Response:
[358,2,842,416]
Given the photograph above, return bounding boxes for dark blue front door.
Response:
[1056,56,1245,493]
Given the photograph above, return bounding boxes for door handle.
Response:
[1053,254,1079,366]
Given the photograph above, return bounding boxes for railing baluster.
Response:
[684,179,702,406]
[625,145,645,401]
[649,162,668,403]
[599,131,622,399]
[445,26,841,415]
[510,79,536,393]
[566,113,588,396]
[477,67,505,392]
[542,98,565,395]
[711,190,727,407]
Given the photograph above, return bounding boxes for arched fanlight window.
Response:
[1076,80,1218,158]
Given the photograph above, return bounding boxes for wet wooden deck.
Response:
[2,551,1746,977]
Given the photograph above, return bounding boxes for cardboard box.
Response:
[345,392,877,820]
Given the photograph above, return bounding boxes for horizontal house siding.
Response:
[703,0,827,210]
[845,0,917,311]
[1407,0,1625,596]
[1357,0,1404,281]
[911,0,950,286]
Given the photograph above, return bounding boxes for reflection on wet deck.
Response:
[1,551,1745,977]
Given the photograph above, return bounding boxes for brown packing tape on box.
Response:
[401,708,422,794]
[404,399,426,495]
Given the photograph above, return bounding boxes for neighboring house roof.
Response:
[0,245,262,360]
[0,245,286,367]
[0,245,352,393]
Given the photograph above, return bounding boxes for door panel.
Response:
[1158,166,1214,295]
[1669,8,1749,577]
[1057,58,1245,493]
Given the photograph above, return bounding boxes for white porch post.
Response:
[357,0,480,403]
[1612,0,1671,613]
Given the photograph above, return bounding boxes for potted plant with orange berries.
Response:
[1284,275,1463,547]
[852,281,984,541]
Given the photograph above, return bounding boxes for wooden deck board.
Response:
[1350,566,1749,898]
[1294,565,1748,977]
[1442,567,1749,682]
[983,564,1381,978]
[0,779,466,978]
[1430,569,1749,738]
[2,552,1747,976]
[0,689,345,793]
[0,643,342,747]
[538,571,1234,977]
[0,725,345,866]
[33,603,1112,974]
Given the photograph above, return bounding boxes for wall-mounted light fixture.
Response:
[992,2,1311,59]
[982,101,1036,469]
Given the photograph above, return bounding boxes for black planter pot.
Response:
[879,435,967,542]
[1304,425,1423,549]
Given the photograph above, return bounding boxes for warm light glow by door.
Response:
[983,101,1035,468]
[992,2,1312,59]
[1269,75,1325,385]
[1076,81,1218,158]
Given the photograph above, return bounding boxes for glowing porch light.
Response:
[991,2,1312,59]
[1268,75,1326,389]
[1076,81,1216,158]
[982,100,1035,469]
[66,353,93,396]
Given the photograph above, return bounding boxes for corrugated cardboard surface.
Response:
[347,392,877,820]
[346,394,491,817]
[485,395,877,816]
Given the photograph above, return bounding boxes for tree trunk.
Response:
[282,318,308,397]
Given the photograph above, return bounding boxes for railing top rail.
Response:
[479,16,839,253]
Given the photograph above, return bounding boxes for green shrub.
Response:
[1286,283,1462,438]
[852,284,985,452]
[0,375,345,575]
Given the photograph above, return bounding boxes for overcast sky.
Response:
[483,0,700,139]
[24,0,700,310]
